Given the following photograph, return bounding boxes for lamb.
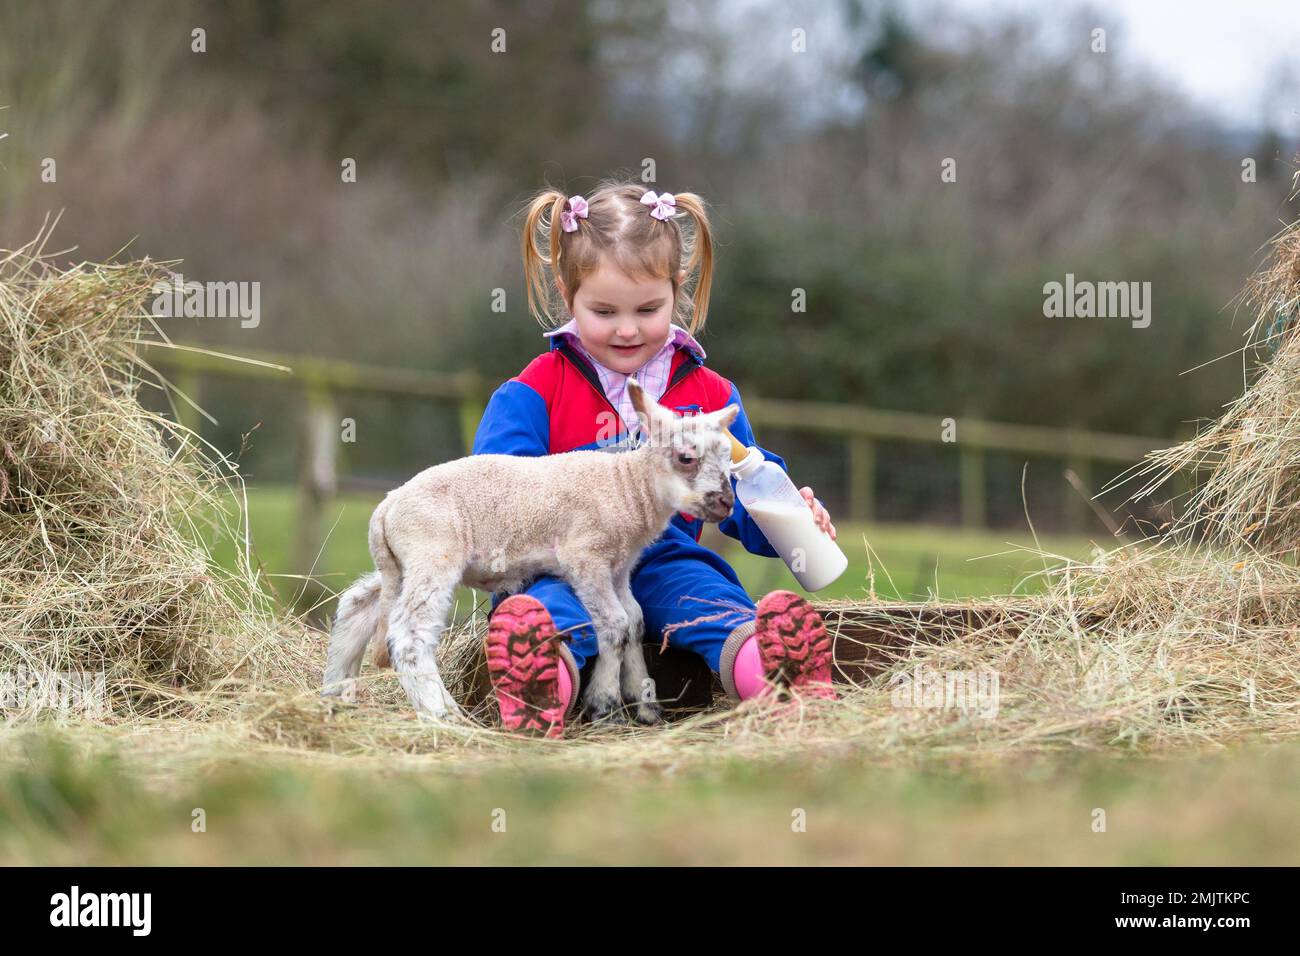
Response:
[321,377,740,725]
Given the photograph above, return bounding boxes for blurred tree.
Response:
[201,0,625,191]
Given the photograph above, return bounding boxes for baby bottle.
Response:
[727,434,848,592]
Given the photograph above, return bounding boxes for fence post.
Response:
[960,446,986,529]
[1065,430,1091,533]
[848,436,875,523]
[459,380,486,455]
[295,381,338,612]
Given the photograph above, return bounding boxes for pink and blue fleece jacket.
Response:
[470,333,790,673]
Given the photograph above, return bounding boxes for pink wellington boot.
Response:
[485,595,580,737]
[720,590,838,703]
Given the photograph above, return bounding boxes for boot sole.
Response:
[485,594,565,737]
[753,590,838,700]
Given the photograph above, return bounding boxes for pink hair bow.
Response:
[640,190,678,221]
[560,195,589,233]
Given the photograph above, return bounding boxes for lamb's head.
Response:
[628,376,739,522]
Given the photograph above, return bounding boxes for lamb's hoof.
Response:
[586,699,629,726]
[320,677,357,703]
[320,693,356,717]
[439,687,466,720]
[404,676,466,721]
[633,700,663,726]
[409,691,458,724]
[415,706,472,726]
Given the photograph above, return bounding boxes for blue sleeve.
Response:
[718,382,787,558]
[471,380,550,457]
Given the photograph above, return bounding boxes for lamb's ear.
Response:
[713,403,740,429]
[627,377,665,436]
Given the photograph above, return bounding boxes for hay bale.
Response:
[0,230,310,720]
[1132,170,1300,554]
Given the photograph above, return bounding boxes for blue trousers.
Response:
[488,525,756,672]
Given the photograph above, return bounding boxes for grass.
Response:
[2,729,1297,864]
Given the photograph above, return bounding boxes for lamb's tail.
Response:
[366,497,402,669]
[321,570,387,699]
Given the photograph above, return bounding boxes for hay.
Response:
[194,528,1287,774]
[1127,168,1300,555]
[0,226,313,720]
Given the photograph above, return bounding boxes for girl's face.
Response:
[564,259,683,374]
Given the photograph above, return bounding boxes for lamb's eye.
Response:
[676,452,697,466]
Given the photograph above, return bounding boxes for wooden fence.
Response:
[150,345,1170,578]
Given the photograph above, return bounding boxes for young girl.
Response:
[474,178,839,736]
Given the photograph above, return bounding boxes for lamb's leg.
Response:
[387,568,464,720]
[569,572,632,723]
[616,579,661,725]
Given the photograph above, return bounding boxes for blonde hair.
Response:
[518,175,715,337]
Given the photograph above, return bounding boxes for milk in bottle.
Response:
[728,438,848,592]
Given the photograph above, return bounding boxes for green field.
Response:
[3,731,1297,865]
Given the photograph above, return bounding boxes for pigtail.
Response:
[519,190,568,327]
[668,192,714,336]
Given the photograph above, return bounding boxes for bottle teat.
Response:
[727,432,750,465]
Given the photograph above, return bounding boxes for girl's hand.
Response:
[799,486,837,540]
